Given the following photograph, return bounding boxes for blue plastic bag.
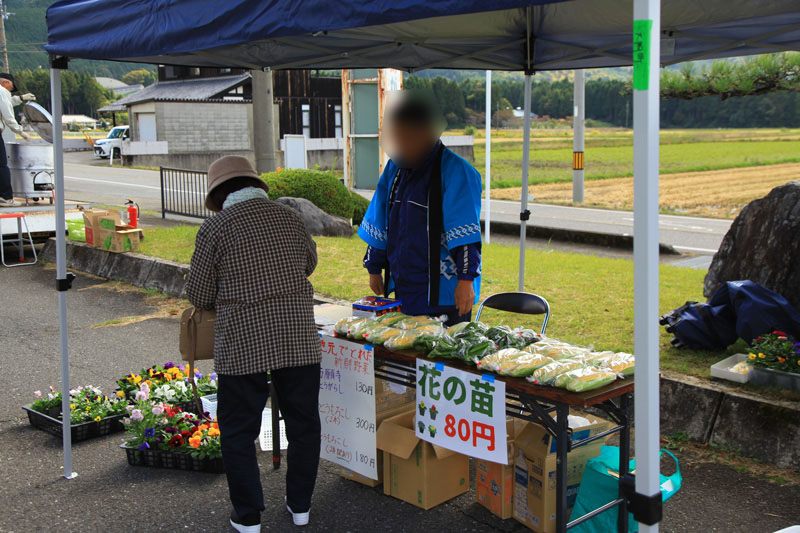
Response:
[570,446,681,533]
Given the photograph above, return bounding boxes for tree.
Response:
[14,68,113,117]
[121,69,157,87]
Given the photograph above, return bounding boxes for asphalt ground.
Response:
[1,264,798,532]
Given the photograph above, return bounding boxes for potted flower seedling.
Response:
[418,420,425,433]
[418,401,426,416]
[24,385,128,441]
[429,405,438,420]
[428,425,437,438]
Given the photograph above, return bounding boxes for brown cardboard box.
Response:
[96,220,141,253]
[374,368,416,412]
[513,413,611,532]
[82,209,120,247]
[376,410,469,510]
[339,402,414,487]
[475,418,528,519]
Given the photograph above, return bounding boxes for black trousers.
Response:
[0,138,12,200]
[217,364,321,518]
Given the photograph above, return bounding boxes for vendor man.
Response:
[357,93,482,325]
[0,72,35,208]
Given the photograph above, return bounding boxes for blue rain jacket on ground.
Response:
[358,143,482,316]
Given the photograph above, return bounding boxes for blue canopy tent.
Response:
[45,1,800,531]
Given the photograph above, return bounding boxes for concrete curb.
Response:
[39,239,798,468]
[482,220,680,255]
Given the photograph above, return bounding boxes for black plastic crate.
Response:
[23,405,125,442]
[122,446,224,474]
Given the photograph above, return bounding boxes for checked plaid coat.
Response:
[185,198,321,375]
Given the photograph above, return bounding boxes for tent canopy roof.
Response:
[46,0,800,72]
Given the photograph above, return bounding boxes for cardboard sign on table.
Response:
[318,335,378,480]
[415,360,508,465]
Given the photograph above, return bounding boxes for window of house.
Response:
[302,104,311,138]
[334,105,342,138]
[190,67,200,77]
[164,66,176,79]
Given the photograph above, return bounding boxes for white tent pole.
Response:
[517,72,532,291]
[50,66,76,480]
[484,70,491,243]
[633,0,660,529]
[572,69,585,203]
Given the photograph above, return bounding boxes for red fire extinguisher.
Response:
[125,199,139,228]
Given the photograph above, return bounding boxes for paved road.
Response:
[1,264,798,532]
[63,152,731,256]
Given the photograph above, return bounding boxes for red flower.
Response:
[168,434,184,448]
[180,430,192,439]
[754,337,763,342]
[773,331,787,337]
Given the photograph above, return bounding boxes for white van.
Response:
[93,125,130,158]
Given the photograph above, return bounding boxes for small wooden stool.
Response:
[0,212,37,267]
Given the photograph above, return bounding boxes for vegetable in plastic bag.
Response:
[428,335,468,360]
[398,316,442,330]
[364,326,403,344]
[528,359,586,384]
[346,318,372,339]
[334,316,360,336]
[465,338,497,362]
[413,335,440,354]
[597,353,635,375]
[478,348,527,372]
[485,325,522,349]
[384,329,425,350]
[415,324,445,337]
[516,328,541,347]
[375,311,409,326]
[448,321,489,337]
[563,368,617,392]
[496,352,554,377]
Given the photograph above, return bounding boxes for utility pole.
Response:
[252,68,277,174]
[0,0,9,73]
[572,69,585,203]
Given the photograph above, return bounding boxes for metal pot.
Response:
[7,141,54,201]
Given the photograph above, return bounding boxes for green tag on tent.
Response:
[632,19,653,91]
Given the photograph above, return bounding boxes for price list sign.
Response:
[318,335,378,480]
[416,360,508,464]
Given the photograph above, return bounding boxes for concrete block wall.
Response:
[156,101,253,153]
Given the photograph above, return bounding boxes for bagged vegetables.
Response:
[334,316,360,336]
[464,337,497,362]
[448,321,489,337]
[375,311,409,326]
[478,348,527,372]
[427,335,468,361]
[597,353,635,375]
[495,352,554,377]
[384,329,425,350]
[563,368,617,392]
[397,316,442,330]
[364,326,403,344]
[348,318,377,339]
[528,359,586,384]
[415,324,446,337]
[486,325,526,349]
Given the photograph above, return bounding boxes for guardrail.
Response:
[160,167,211,220]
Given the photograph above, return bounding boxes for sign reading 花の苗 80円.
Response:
[415,359,508,464]
[318,335,378,480]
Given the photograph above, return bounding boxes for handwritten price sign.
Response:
[318,335,378,479]
[415,360,508,464]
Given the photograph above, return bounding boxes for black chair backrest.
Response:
[481,292,548,315]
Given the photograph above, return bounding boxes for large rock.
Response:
[275,197,354,237]
[704,181,800,309]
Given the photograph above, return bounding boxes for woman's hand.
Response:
[369,274,384,296]
[454,279,475,316]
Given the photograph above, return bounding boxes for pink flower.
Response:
[134,391,149,401]
[33,390,42,398]
[139,383,150,394]
[151,406,163,416]
[124,419,131,425]
[125,405,134,412]
[130,409,144,421]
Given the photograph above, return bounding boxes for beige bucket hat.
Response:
[205,155,270,212]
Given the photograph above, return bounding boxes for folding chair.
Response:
[0,212,37,267]
[475,291,551,335]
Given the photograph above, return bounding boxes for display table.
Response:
[370,342,634,533]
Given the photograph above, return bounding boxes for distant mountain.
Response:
[412,68,631,82]
[5,0,155,78]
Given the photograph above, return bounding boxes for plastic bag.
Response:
[448,321,489,337]
[515,328,541,347]
[375,311,409,326]
[384,329,425,350]
[497,352,554,377]
[528,359,586,384]
[597,353,635,376]
[334,316,359,336]
[478,348,527,372]
[364,326,403,344]
[486,325,524,349]
[464,337,497,363]
[348,318,376,339]
[538,344,591,360]
[428,335,468,361]
[397,316,442,330]
[415,323,446,337]
[566,369,616,392]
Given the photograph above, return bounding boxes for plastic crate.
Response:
[710,353,752,384]
[122,446,224,473]
[259,408,289,452]
[23,405,124,442]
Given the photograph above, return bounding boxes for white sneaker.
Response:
[0,198,21,207]
[229,511,261,533]
[285,497,310,526]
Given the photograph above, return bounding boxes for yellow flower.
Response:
[758,353,766,359]
[778,357,786,363]
[70,403,75,409]
[133,375,142,384]
[193,431,203,439]
[94,416,102,422]
[189,437,202,448]
[144,380,152,387]
[748,353,756,360]
[117,390,126,398]
[208,427,220,437]
[164,374,172,382]
[176,373,184,380]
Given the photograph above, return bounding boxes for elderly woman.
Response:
[185,156,321,532]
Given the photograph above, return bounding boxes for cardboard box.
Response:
[97,221,140,253]
[476,418,528,519]
[374,368,416,412]
[513,413,611,532]
[339,402,414,487]
[82,209,120,247]
[376,410,469,510]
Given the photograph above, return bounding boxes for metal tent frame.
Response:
[44,1,800,530]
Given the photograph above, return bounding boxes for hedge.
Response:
[261,169,354,220]
[351,191,371,226]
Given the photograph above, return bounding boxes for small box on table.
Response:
[352,296,402,318]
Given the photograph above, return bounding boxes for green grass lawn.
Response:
[140,225,768,386]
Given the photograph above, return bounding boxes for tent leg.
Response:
[484,70,491,243]
[51,67,76,480]
[572,69,585,203]
[633,0,661,529]
[517,73,533,291]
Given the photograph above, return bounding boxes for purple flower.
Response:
[164,361,175,369]
[178,365,185,372]
[137,442,150,451]
[209,373,217,380]
[151,406,163,416]
[134,391,148,401]
[144,428,155,437]
[164,426,177,434]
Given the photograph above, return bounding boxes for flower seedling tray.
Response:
[121,446,224,474]
[23,405,125,442]
[749,365,800,392]
[710,353,751,384]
